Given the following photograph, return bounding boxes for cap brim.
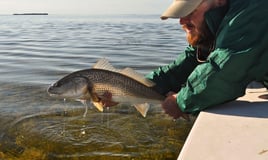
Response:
[160,0,202,20]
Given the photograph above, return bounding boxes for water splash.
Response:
[106,107,110,127]
[80,100,88,117]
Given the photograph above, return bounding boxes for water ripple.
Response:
[0,15,191,159]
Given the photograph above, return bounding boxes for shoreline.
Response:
[13,13,48,15]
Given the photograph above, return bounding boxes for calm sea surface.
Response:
[0,15,193,159]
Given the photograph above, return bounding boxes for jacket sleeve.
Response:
[177,48,249,113]
[145,46,200,95]
[177,2,268,113]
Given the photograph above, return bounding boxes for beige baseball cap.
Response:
[161,0,203,20]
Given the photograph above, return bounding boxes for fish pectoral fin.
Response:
[90,91,104,112]
[92,101,104,112]
[134,103,150,118]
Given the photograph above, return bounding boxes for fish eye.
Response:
[53,81,64,87]
[53,82,61,87]
[50,82,57,87]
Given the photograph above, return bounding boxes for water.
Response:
[0,14,193,159]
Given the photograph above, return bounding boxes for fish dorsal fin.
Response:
[120,68,155,87]
[93,58,155,87]
[92,58,119,72]
[134,103,150,117]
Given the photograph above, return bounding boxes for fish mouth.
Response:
[47,86,54,94]
[47,86,61,96]
[47,89,65,98]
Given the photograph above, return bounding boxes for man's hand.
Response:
[162,92,189,120]
[99,91,118,107]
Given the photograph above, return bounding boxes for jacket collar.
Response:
[205,4,229,36]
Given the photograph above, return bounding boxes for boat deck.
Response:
[178,88,268,160]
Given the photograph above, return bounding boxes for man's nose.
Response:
[179,16,189,25]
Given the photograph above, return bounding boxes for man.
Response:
[145,0,268,119]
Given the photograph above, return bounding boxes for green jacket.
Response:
[146,0,268,113]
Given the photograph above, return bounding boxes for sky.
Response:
[0,0,173,15]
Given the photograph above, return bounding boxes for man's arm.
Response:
[146,46,200,95]
[177,4,268,113]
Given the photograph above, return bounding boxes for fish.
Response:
[47,58,165,117]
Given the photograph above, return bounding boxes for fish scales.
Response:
[77,68,164,100]
[47,58,165,117]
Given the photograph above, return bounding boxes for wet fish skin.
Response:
[48,68,164,100]
[47,59,165,117]
[47,76,91,100]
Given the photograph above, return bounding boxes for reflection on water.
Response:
[0,15,193,159]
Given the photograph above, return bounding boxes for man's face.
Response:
[179,1,214,48]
